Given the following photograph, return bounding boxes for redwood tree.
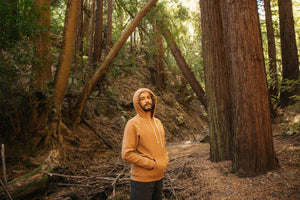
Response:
[162,28,207,110]
[153,17,164,90]
[264,0,279,103]
[221,0,278,176]
[93,0,104,65]
[106,0,113,55]
[200,0,232,162]
[278,0,299,107]
[32,0,51,92]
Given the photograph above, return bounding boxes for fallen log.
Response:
[0,149,61,200]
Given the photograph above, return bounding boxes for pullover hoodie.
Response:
[121,88,169,182]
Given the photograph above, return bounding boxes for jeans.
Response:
[130,178,163,200]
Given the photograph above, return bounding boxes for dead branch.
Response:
[1,144,7,186]
[1,144,13,200]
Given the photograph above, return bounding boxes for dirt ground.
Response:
[39,121,299,200]
[164,126,299,200]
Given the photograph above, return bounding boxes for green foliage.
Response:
[51,0,66,35]
[280,78,300,94]
[0,0,39,49]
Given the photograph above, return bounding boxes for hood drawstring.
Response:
[148,117,164,148]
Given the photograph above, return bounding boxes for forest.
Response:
[0,0,299,199]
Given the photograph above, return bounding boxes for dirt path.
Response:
[164,134,299,200]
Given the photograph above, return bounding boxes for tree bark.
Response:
[32,0,52,92]
[221,0,278,176]
[200,0,232,162]
[53,0,80,110]
[106,0,113,55]
[153,17,164,90]
[74,0,84,69]
[88,0,96,67]
[72,0,159,123]
[162,28,207,110]
[278,0,299,107]
[93,0,104,65]
[264,0,279,103]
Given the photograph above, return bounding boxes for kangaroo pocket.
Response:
[131,158,168,180]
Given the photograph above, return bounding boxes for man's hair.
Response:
[139,91,154,101]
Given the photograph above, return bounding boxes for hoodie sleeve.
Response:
[121,120,156,170]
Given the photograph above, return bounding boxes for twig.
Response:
[56,183,97,188]
[165,173,178,200]
[111,167,126,198]
[42,171,131,182]
[1,144,13,200]
[0,178,13,200]
[1,144,7,186]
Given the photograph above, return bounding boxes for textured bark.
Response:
[72,0,159,123]
[264,0,279,101]
[153,17,164,90]
[74,0,83,69]
[162,28,207,110]
[278,0,299,107]
[106,0,113,55]
[32,0,51,92]
[88,0,96,67]
[221,0,278,176]
[53,0,80,109]
[200,0,231,162]
[93,0,104,64]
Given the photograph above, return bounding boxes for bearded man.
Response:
[121,88,169,200]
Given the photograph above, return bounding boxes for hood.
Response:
[133,88,157,118]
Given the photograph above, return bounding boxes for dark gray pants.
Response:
[130,178,163,200]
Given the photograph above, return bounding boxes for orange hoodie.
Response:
[121,88,169,182]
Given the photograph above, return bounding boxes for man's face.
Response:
[139,92,153,112]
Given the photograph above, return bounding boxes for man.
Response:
[121,88,169,200]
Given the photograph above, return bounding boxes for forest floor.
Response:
[38,114,299,200]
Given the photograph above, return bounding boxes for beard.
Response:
[141,103,153,112]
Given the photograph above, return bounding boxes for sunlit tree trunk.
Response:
[32,0,51,92]
[54,0,79,112]
[221,0,278,176]
[93,0,104,65]
[264,0,279,104]
[200,0,232,162]
[106,0,113,55]
[278,0,299,107]
[72,0,159,123]
[162,28,207,110]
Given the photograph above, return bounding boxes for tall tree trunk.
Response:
[72,0,159,123]
[278,0,299,107]
[162,28,207,110]
[75,0,83,69]
[200,0,232,162]
[88,0,96,67]
[106,0,113,55]
[153,17,164,90]
[32,0,51,92]
[93,0,104,65]
[54,0,79,109]
[221,0,278,176]
[264,0,279,104]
